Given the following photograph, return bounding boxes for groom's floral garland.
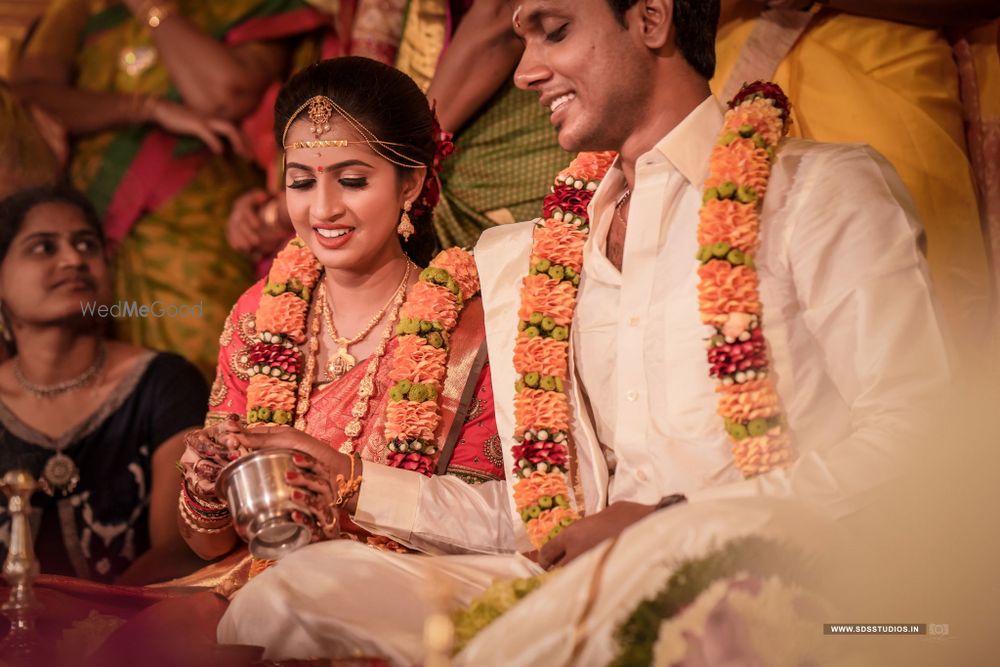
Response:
[511,82,797,546]
[698,81,796,477]
[385,247,481,475]
[512,151,617,549]
[245,238,479,470]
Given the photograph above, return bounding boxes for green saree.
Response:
[25,0,325,377]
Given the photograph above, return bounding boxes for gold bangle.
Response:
[334,454,363,507]
[182,476,228,511]
[178,495,232,534]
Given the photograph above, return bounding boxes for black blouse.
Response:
[0,352,207,582]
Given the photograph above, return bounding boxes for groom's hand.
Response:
[538,501,656,569]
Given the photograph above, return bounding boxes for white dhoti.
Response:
[219,498,839,666]
[455,497,841,667]
[217,541,541,664]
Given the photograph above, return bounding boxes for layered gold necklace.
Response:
[321,263,412,380]
[295,262,412,455]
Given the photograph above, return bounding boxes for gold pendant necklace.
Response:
[326,346,357,381]
[321,262,412,380]
[297,272,410,453]
[15,344,107,496]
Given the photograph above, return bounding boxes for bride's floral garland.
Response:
[385,247,481,475]
[512,152,617,549]
[698,81,796,477]
[247,238,321,426]
[245,239,479,470]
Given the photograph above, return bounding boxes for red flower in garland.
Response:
[386,452,434,475]
[730,80,791,125]
[543,184,593,219]
[512,440,569,467]
[707,327,768,378]
[248,341,302,377]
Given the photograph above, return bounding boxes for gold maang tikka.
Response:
[281,95,426,170]
[306,95,334,136]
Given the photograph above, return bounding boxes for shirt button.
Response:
[626,390,638,401]
[636,469,649,482]
[628,316,640,327]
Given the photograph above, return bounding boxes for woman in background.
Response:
[0,185,207,585]
[12,0,327,377]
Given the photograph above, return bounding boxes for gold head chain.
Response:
[281,95,425,170]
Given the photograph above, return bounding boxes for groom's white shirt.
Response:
[354,96,950,554]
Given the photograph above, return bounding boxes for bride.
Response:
[177,56,517,575]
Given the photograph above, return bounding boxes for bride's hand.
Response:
[285,453,343,541]
[179,416,247,500]
[243,427,359,540]
[242,425,346,472]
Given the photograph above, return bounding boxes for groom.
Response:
[471,0,950,568]
[221,0,949,660]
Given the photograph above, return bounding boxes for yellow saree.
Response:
[714,4,994,341]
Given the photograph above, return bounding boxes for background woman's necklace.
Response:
[14,343,108,496]
[322,262,412,380]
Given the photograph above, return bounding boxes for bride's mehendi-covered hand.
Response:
[179,415,248,499]
[242,425,345,473]
[242,426,357,540]
[285,453,341,541]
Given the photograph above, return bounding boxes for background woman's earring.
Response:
[397,201,414,241]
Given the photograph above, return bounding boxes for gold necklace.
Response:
[322,261,412,380]
[296,275,409,454]
[615,189,631,226]
[294,293,323,431]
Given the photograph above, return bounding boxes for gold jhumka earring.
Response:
[397,201,414,241]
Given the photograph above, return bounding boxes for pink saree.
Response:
[208,279,502,480]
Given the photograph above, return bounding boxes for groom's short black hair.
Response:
[605,0,720,80]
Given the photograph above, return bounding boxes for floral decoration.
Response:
[697,81,797,477]
[385,247,481,475]
[511,151,616,549]
[246,237,321,426]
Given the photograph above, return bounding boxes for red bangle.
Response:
[181,479,230,520]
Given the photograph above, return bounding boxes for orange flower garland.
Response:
[512,151,616,549]
[510,83,798,546]
[246,238,322,426]
[698,81,797,477]
[385,248,481,475]
[245,239,476,464]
